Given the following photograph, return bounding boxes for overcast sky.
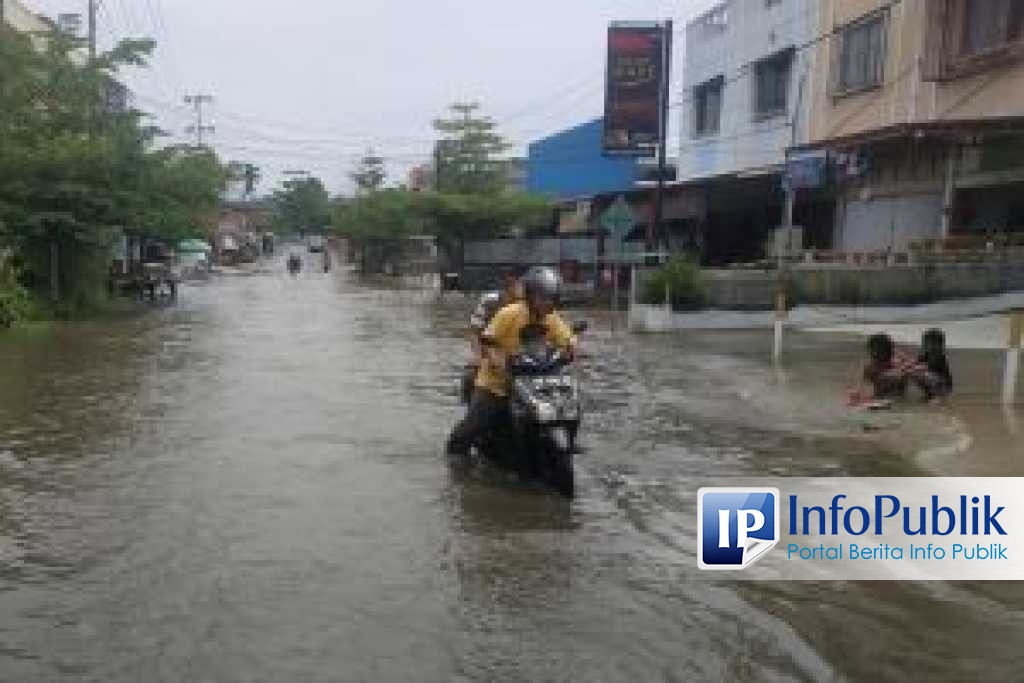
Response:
[28,0,716,196]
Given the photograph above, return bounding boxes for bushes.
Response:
[640,256,705,310]
[0,285,29,329]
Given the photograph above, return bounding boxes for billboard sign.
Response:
[603,22,669,156]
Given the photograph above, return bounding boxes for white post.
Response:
[773,290,787,363]
[940,147,957,241]
[628,263,638,332]
[613,264,619,321]
[1003,310,1023,405]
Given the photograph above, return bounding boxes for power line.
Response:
[149,0,190,98]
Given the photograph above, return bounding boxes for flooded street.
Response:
[1,257,1023,681]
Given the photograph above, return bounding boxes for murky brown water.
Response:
[1,254,1022,681]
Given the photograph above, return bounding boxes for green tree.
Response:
[432,102,511,195]
[270,177,331,235]
[332,189,549,245]
[350,150,386,193]
[0,26,227,314]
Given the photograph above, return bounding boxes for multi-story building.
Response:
[680,0,820,181]
[676,0,828,263]
[801,0,1024,252]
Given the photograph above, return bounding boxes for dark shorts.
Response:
[446,388,506,456]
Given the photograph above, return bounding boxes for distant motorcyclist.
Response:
[447,266,577,457]
[287,251,302,275]
[460,269,523,403]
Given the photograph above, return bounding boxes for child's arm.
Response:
[847,365,876,405]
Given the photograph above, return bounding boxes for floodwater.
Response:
[1,253,1022,681]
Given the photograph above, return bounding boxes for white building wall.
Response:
[678,0,819,182]
[4,0,51,35]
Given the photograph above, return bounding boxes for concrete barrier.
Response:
[702,262,1024,310]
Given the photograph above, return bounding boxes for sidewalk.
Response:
[629,290,1024,332]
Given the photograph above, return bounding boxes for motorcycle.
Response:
[287,253,302,276]
[472,321,586,497]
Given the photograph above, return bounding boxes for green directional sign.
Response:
[600,195,635,242]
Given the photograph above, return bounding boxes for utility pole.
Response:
[88,0,97,61]
[243,164,261,199]
[651,19,673,259]
[184,94,215,148]
[774,72,808,362]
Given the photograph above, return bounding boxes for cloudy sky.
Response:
[27,0,716,195]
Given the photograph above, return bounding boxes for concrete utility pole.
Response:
[651,19,673,256]
[184,94,215,147]
[774,71,808,362]
[88,0,97,61]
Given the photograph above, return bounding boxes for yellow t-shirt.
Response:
[475,301,575,397]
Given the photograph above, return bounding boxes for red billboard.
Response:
[603,22,669,156]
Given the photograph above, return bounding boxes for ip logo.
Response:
[698,488,780,570]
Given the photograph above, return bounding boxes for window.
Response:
[837,13,886,94]
[694,76,723,137]
[698,4,729,36]
[753,50,792,118]
[962,0,1024,56]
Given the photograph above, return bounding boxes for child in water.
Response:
[858,333,912,401]
[848,330,953,406]
[910,328,953,401]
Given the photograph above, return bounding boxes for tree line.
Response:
[268,102,553,259]
[0,26,227,322]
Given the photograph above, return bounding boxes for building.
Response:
[213,201,273,264]
[800,0,1024,253]
[672,0,828,264]
[407,164,433,192]
[3,0,52,33]
[4,2,92,67]
[526,118,642,200]
[3,0,54,47]
[679,0,819,182]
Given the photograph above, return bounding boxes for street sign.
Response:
[600,195,635,242]
[783,150,829,191]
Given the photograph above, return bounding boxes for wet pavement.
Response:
[1,254,1022,681]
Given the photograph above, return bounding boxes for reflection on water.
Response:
[0,257,1021,681]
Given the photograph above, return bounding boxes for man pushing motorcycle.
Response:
[446,266,578,457]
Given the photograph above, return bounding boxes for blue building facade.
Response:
[526,119,640,200]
